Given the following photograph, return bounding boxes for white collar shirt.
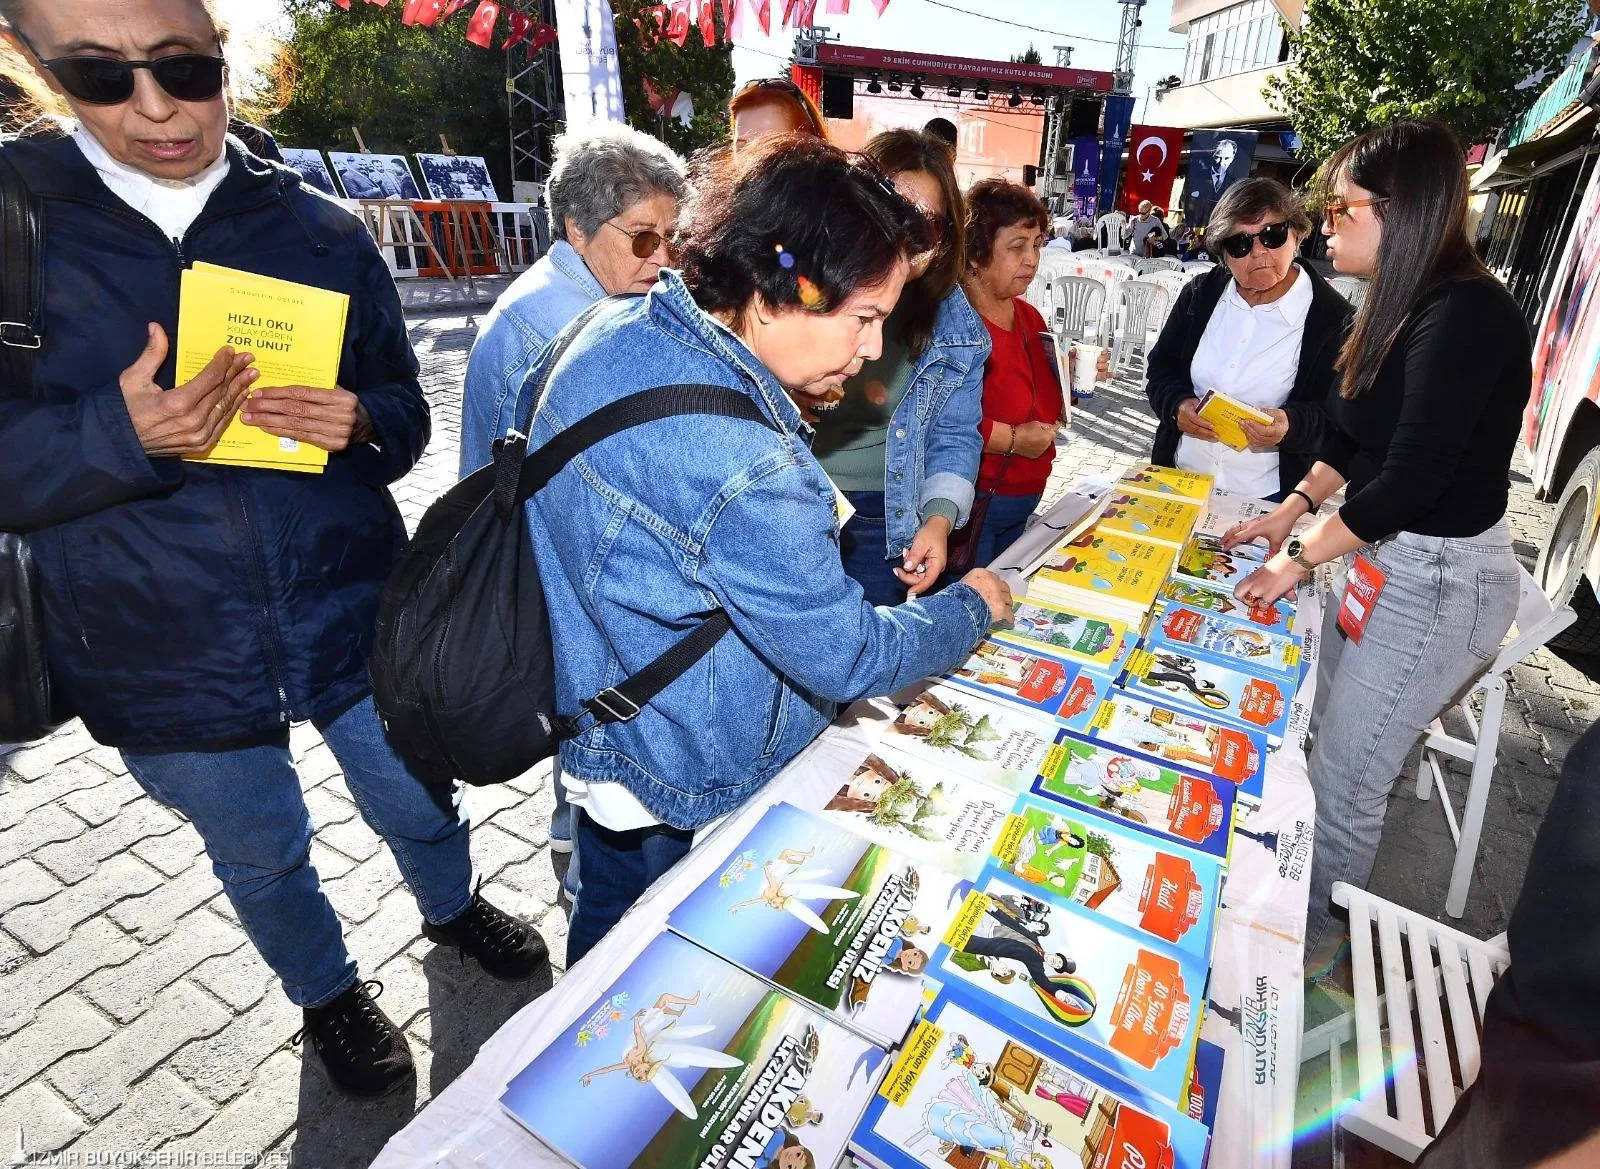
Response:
[1176,265,1314,499]
[73,126,230,245]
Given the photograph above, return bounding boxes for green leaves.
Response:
[612,0,735,155]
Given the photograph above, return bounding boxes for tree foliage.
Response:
[1011,45,1044,65]
[1267,0,1591,158]
[612,0,735,156]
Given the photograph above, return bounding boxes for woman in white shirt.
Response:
[1145,179,1354,501]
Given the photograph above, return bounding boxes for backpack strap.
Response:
[0,149,44,400]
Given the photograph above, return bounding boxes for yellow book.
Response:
[177,263,350,473]
[1097,490,1202,547]
[1196,388,1274,452]
[1030,525,1177,620]
[1116,463,1215,505]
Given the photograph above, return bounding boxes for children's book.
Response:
[1195,389,1274,452]
[1085,692,1266,812]
[818,749,1016,879]
[1116,463,1215,505]
[1029,528,1176,623]
[1192,488,1283,540]
[499,930,887,1169]
[851,994,1212,1169]
[1169,533,1267,593]
[1158,578,1297,636]
[667,802,969,1048]
[1120,646,1294,745]
[881,683,1057,794]
[927,876,1209,1108]
[1096,490,1202,547]
[987,793,1223,962]
[1032,729,1236,862]
[991,596,1134,673]
[944,639,1110,732]
[1147,601,1303,684]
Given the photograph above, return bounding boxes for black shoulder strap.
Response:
[0,149,44,401]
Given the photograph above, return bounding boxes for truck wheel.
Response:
[1537,446,1600,654]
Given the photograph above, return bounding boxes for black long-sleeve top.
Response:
[1323,275,1532,543]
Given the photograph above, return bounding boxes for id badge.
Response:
[1337,553,1387,643]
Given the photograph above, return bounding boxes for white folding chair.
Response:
[1108,279,1172,379]
[1300,884,1510,1163]
[1048,276,1107,345]
[1414,566,1575,917]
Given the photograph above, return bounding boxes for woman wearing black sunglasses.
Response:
[0,0,546,1099]
[1146,178,1353,503]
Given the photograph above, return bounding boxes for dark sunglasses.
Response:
[604,219,670,260]
[1218,220,1291,259]
[13,26,226,105]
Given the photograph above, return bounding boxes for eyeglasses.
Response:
[1322,196,1388,231]
[1218,221,1292,259]
[604,219,670,260]
[12,26,226,106]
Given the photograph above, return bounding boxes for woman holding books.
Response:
[1145,178,1354,502]
[1224,121,1531,969]
[807,129,990,606]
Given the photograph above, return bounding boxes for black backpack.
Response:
[369,300,777,787]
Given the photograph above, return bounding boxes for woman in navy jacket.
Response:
[0,0,541,1099]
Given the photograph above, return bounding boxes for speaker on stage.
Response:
[822,72,854,120]
[1067,97,1103,140]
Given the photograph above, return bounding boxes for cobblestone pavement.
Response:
[1,306,1592,1166]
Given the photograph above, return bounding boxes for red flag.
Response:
[666,0,691,45]
[696,0,718,46]
[464,0,500,47]
[826,0,848,11]
[330,0,351,9]
[753,0,771,35]
[528,21,559,51]
[867,0,888,12]
[721,0,745,39]
[439,0,472,16]
[415,0,446,24]
[780,0,801,25]
[503,11,533,46]
[1121,124,1185,214]
[400,0,427,21]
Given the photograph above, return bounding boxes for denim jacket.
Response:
[522,271,992,829]
[874,287,991,558]
[459,240,606,476]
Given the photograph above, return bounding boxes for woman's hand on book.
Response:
[1222,506,1297,556]
[1175,397,1219,443]
[1238,408,1289,452]
[241,386,374,452]
[120,324,258,458]
[960,568,1014,625]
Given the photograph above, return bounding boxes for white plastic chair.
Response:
[1300,883,1510,1162]
[1181,260,1216,274]
[1331,275,1370,309]
[1047,276,1107,345]
[1136,256,1183,274]
[1414,565,1574,917]
[1108,279,1172,378]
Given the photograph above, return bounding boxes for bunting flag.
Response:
[867,0,889,12]
[753,0,771,35]
[721,0,745,39]
[667,0,691,46]
[464,0,500,47]
[826,0,849,12]
[696,0,719,46]
[439,0,473,16]
[1120,125,1185,214]
[503,10,534,46]
[329,0,351,9]
[527,20,560,51]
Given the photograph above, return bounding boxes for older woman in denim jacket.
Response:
[522,136,1014,962]
[461,123,687,860]
[808,129,989,606]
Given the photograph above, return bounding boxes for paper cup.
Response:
[1070,342,1104,400]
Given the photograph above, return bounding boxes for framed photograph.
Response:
[414,153,500,201]
[279,148,340,197]
[327,152,422,201]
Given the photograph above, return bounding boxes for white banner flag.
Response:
[552,0,627,129]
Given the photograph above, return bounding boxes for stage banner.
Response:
[1185,129,1258,227]
[1121,124,1184,214]
[1070,134,1100,220]
[1097,93,1134,213]
[554,0,626,128]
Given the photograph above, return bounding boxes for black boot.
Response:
[422,882,550,981]
[292,980,414,1098]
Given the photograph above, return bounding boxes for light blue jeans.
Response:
[122,696,473,1008]
[1305,521,1519,958]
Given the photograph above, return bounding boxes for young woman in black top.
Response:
[1225,120,1531,966]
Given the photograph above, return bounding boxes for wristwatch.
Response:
[1284,537,1316,573]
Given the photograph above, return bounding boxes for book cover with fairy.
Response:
[991,598,1134,673]
[882,683,1058,794]
[1032,729,1236,861]
[500,930,887,1169]
[1120,646,1294,745]
[1158,577,1297,636]
[925,876,1209,1108]
[817,749,1017,879]
[1086,692,1266,810]
[1116,464,1214,503]
[1095,491,1202,547]
[1147,601,1303,684]
[851,995,1212,1169]
[667,802,971,1048]
[1169,533,1268,593]
[944,639,1111,731]
[986,793,1222,962]
[1030,528,1176,617]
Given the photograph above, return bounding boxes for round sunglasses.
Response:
[1218,220,1291,259]
[604,220,671,260]
[13,26,226,106]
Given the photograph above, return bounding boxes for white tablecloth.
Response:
[372,492,1319,1169]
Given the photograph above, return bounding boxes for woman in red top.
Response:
[962,179,1066,567]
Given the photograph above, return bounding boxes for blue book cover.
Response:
[923,875,1210,1110]
[944,638,1111,734]
[1032,729,1237,862]
[667,802,972,1048]
[1119,646,1294,746]
[1145,600,1304,686]
[851,994,1212,1169]
[1084,691,1267,811]
[499,930,889,1169]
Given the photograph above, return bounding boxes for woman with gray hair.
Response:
[462,121,688,859]
[1145,177,1353,500]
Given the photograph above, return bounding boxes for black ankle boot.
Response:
[292,980,414,1098]
[422,883,550,981]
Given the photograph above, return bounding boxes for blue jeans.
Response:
[838,490,906,607]
[566,811,694,966]
[122,696,473,1008]
[973,492,1044,569]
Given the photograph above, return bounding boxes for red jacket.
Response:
[977,297,1064,496]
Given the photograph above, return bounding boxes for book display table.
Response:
[372,483,1320,1169]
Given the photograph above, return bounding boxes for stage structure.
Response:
[506,0,564,196]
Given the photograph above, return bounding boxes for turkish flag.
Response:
[1121,124,1184,214]
[721,0,745,39]
[464,0,500,47]
[826,0,848,11]
[667,0,691,45]
[503,11,533,46]
[753,0,771,35]
[697,0,718,45]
